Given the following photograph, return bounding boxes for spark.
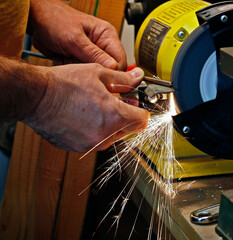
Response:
[78,86,188,239]
[116,93,182,197]
[89,92,186,239]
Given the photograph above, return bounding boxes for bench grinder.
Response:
[126,0,233,177]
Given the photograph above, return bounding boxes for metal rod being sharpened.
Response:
[144,75,172,87]
[143,76,174,101]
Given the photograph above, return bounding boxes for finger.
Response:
[122,94,139,107]
[116,100,150,133]
[83,16,127,70]
[68,33,119,69]
[84,98,149,152]
[102,43,127,71]
[95,31,127,71]
[100,67,145,93]
[112,93,139,106]
[123,113,149,134]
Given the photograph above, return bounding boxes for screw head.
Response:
[183,126,190,134]
[177,30,185,39]
[220,15,228,23]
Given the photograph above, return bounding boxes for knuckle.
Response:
[64,31,83,55]
[93,62,103,69]
[99,19,112,28]
[104,21,116,33]
[66,27,81,43]
[93,63,104,75]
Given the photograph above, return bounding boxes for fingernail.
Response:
[130,67,144,78]
[103,58,117,69]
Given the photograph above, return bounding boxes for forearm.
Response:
[0,56,48,120]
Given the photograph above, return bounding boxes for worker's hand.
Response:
[28,0,127,70]
[23,65,149,152]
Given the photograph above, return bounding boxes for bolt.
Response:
[220,15,228,23]
[183,126,190,134]
[177,30,185,39]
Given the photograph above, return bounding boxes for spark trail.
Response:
[94,93,185,239]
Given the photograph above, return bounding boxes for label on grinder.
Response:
[139,19,170,75]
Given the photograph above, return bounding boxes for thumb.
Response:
[70,34,118,69]
[100,67,145,93]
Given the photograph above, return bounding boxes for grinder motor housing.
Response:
[126,0,233,159]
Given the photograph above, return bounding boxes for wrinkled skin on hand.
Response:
[28,0,127,70]
[23,65,149,152]
[25,0,149,152]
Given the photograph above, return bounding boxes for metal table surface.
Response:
[171,175,233,240]
[126,160,233,240]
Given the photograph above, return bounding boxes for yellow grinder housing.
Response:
[135,0,210,82]
[134,0,233,178]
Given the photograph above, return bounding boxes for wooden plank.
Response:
[21,39,68,240]
[28,48,53,67]
[70,0,96,14]
[22,19,66,240]
[97,0,127,35]
[25,140,68,240]
[54,1,127,238]
[0,12,60,240]
[54,152,97,240]
[0,122,42,240]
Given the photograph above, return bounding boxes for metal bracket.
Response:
[196,1,233,51]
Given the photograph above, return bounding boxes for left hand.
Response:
[28,0,127,70]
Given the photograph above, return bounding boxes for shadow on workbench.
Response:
[81,150,156,240]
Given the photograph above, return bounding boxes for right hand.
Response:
[24,64,149,152]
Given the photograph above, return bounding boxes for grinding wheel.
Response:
[172,24,218,112]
